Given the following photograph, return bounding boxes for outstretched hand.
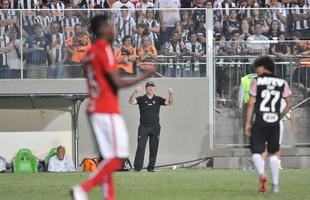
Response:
[135,87,141,94]
[168,88,173,94]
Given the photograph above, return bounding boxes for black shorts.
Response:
[250,124,280,154]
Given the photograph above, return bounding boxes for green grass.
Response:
[0,169,309,200]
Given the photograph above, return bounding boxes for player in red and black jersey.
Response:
[245,56,292,194]
[70,15,156,200]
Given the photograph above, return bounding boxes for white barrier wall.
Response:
[0,110,73,161]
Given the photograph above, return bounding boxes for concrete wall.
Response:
[0,79,211,167]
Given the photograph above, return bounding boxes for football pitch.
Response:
[0,169,309,200]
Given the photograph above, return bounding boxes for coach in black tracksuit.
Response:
[129,81,173,172]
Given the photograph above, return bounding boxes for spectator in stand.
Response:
[42,0,73,5]
[49,0,65,22]
[163,31,186,77]
[7,27,22,78]
[136,0,155,16]
[271,32,291,79]
[65,24,91,64]
[227,30,247,56]
[181,0,193,8]
[138,35,157,75]
[23,24,52,78]
[249,5,269,34]
[265,0,287,32]
[48,145,75,172]
[140,8,160,49]
[114,6,136,43]
[46,21,67,78]
[214,0,236,22]
[0,32,12,79]
[133,23,149,49]
[34,4,52,34]
[76,0,105,8]
[240,19,251,42]
[248,23,270,56]
[192,0,207,29]
[292,0,310,39]
[115,35,136,76]
[61,5,81,39]
[176,10,194,42]
[184,31,204,77]
[0,0,17,36]
[17,0,40,35]
[281,0,294,34]
[223,9,241,40]
[156,0,181,45]
[267,20,281,41]
[237,0,255,21]
[291,31,304,55]
[112,0,136,18]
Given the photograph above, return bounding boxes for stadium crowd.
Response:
[0,0,309,78]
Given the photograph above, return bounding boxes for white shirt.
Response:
[136,1,155,14]
[156,0,181,27]
[48,155,75,172]
[112,1,136,18]
[7,39,22,69]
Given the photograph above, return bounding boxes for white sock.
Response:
[252,154,265,176]
[269,155,280,185]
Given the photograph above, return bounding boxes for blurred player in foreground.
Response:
[245,56,292,193]
[70,15,156,200]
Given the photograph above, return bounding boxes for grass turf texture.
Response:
[0,169,309,200]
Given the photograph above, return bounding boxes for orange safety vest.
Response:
[138,45,157,70]
[299,41,310,68]
[115,46,136,73]
[66,36,92,63]
[80,157,100,172]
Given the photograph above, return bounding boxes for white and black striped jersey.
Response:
[77,0,104,8]
[18,0,40,9]
[34,15,52,30]
[115,16,136,40]
[0,35,10,67]
[292,4,310,31]
[214,2,236,17]
[61,17,80,39]
[10,0,19,8]
[185,41,203,54]
[45,32,65,63]
[0,10,16,35]
[19,0,39,27]
[49,1,65,22]
[141,18,159,44]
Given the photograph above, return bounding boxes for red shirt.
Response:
[83,39,120,114]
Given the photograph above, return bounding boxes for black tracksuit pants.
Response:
[134,124,161,171]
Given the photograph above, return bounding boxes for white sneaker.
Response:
[70,185,89,200]
[272,184,279,193]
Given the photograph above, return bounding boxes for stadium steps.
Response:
[211,147,310,169]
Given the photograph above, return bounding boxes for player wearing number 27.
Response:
[245,56,292,194]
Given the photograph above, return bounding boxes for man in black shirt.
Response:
[129,81,173,172]
[245,56,292,193]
